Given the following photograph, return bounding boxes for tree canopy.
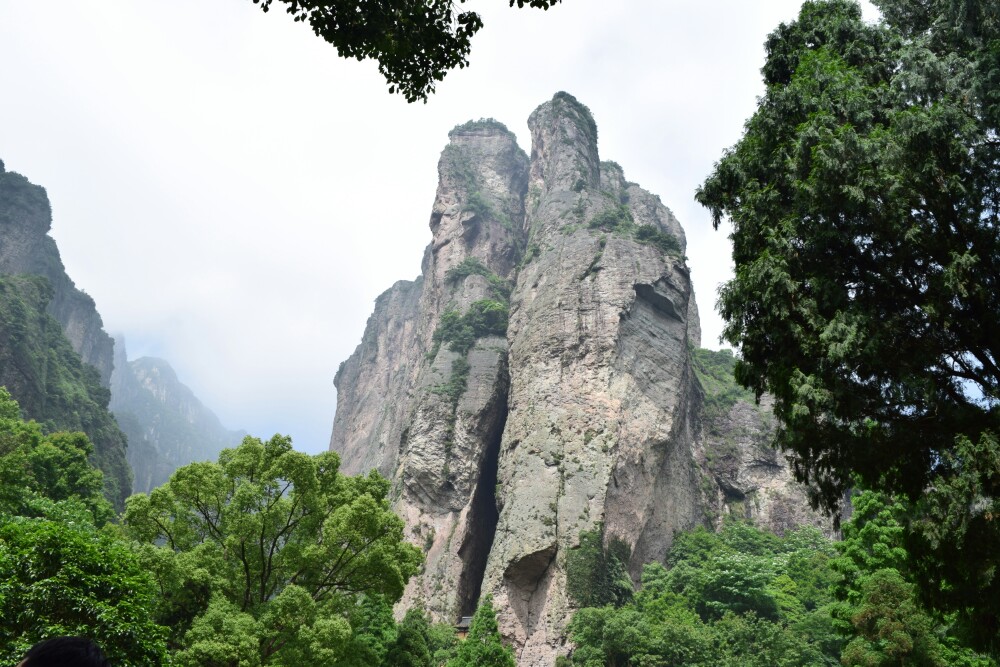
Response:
[250,0,562,102]
[124,434,423,664]
[564,516,995,666]
[0,389,167,665]
[698,0,999,508]
[696,0,1000,648]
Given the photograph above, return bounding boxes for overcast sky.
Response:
[0,1,875,454]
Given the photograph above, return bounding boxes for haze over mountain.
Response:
[0,1,876,454]
[0,160,246,499]
[110,336,247,494]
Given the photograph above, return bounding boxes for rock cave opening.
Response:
[454,401,506,619]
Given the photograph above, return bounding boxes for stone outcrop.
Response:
[329,96,829,665]
[0,160,131,506]
[0,160,115,386]
[111,337,246,493]
[333,118,528,622]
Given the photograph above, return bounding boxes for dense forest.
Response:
[1,382,995,665]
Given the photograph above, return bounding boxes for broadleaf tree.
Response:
[0,389,167,666]
[124,434,423,664]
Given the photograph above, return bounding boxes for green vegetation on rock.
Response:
[565,515,996,666]
[566,526,633,609]
[431,299,509,361]
[552,91,598,145]
[444,257,513,301]
[691,348,757,424]
[0,274,130,508]
[584,204,682,258]
[449,118,512,136]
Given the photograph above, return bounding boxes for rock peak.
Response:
[448,118,516,139]
[527,92,601,196]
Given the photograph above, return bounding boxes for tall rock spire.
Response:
[331,118,529,621]
[480,93,700,662]
[330,94,828,665]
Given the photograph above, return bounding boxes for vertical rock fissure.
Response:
[455,397,507,618]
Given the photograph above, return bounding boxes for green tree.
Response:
[840,569,945,667]
[907,432,1000,651]
[565,522,843,667]
[387,609,433,667]
[251,0,562,102]
[338,593,399,667]
[0,387,113,524]
[0,517,169,666]
[426,620,459,665]
[696,0,1000,648]
[448,596,515,667]
[124,434,423,665]
[0,389,167,663]
[697,0,1000,511]
[830,486,995,665]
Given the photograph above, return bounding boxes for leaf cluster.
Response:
[251,0,561,103]
[696,0,1000,513]
[124,435,423,664]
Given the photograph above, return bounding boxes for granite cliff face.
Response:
[110,337,247,493]
[330,95,828,664]
[0,160,115,385]
[0,160,130,506]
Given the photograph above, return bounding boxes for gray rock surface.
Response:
[330,96,829,665]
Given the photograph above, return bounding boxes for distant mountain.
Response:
[111,337,246,493]
[0,161,131,508]
[0,158,243,502]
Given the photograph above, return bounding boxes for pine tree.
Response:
[448,596,516,667]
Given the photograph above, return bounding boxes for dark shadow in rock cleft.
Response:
[454,400,506,618]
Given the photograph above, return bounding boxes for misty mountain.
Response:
[111,337,246,494]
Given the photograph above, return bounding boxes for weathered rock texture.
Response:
[330,96,829,665]
[0,160,130,506]
[110,337,246,493]
[0,160,115,385]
